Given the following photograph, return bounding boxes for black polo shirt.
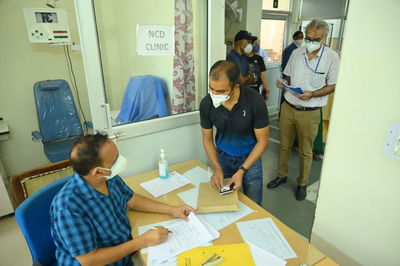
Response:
[200,85,269,156]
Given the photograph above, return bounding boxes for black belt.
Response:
[285,99,321,111]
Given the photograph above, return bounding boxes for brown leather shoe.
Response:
[267,177,287,189]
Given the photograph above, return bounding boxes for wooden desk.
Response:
[124,159,332,265]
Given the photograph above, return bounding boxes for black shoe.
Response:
[267,177,287,189]
[296,185,307,201]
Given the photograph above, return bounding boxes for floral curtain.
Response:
[172,0,195,114]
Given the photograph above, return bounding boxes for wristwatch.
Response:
[239,165,248,173]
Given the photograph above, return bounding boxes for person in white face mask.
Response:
[50,133,194,266]
[200,60,270,206]
[281,31,304,76]
[268,20,340,201]
[227,30,255,85]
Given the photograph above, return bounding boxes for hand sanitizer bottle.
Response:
[159,149,169,179]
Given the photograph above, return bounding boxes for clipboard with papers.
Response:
[280,80,304,94]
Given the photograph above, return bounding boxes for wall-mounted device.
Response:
[23,8,71,44]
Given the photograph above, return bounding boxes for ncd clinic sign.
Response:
[136,24,174,56]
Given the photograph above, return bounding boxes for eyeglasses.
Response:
[304,37,321,45]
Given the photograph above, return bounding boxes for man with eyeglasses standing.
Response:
[267,20,340,201]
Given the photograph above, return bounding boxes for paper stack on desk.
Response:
[196,182,239,213]
[147,212,220,264]
[140,171,191,198]
[236,218,297,260]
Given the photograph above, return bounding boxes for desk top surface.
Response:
[124,159,330,266]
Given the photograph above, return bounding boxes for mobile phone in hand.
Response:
[220,183,235,195]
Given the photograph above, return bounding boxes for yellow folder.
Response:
[196,182,239,213]
[177,243,255,266]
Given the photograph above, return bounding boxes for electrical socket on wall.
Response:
[384,123,400,160]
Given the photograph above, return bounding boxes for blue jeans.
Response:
[217,150,263,205]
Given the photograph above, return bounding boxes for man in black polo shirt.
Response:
[199,60,270,205]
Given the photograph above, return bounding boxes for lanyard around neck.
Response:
[304,46,325,74]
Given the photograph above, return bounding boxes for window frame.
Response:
[74,0,225,140]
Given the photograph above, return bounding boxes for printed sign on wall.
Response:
[136,24,175,56]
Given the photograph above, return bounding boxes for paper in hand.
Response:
[280,80,303,94]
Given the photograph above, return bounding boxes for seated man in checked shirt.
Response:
[50,133,194,265]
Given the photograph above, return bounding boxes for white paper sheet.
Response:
[140,171,191,198]
[138,219,180,254]
[177,187,199,209]
[198,201,254,231]
[246,241,287,266]
[182,166,211,186]
[236,218,297,260]
[147,242,213,266]
[148,213,220,264]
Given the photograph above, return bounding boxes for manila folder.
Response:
[196,182,239,213]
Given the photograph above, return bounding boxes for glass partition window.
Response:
[93,0,207,126]
[260,19,286,63]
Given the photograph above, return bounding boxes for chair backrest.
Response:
[116,75,168,124]
[33,80,83,143]
[11,160,72,207]
[15,176,70,266]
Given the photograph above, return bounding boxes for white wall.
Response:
[0,0,91,176]
[246,0,262,37]
[310,1,400,265]
[117,124,206,177]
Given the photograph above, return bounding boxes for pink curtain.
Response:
[172,0,195,114]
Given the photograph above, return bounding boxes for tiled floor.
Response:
[0,117,322,265]
[260,117,322,239]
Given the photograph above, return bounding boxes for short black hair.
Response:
[293,31,304,39]
[209,60,240,88]
[70,133,109,176]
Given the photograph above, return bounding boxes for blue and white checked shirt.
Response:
[50,173,134,265]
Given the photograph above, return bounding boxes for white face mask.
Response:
[209,90,232,108]
[305,41,321,53]
[98,154,127,180]
[294,40,303,47]
[243,43,253,54]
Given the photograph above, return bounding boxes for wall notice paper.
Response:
[196,182,239,213]
[246,241,287,266]
[236,218,297,260]
[136,24,174,56]
[140,171,191,198]
[199,201,254,231]
[147,212,220,264]
[182,166,211,186]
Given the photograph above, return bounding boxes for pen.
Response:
[150,227,172,233]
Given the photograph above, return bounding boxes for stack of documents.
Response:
[147,212,220,264]
[236,218,297,260]
[140,171,191,198]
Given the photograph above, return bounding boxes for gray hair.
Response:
[305,20,330,36]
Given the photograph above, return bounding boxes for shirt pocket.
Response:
[310,71,327,89]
